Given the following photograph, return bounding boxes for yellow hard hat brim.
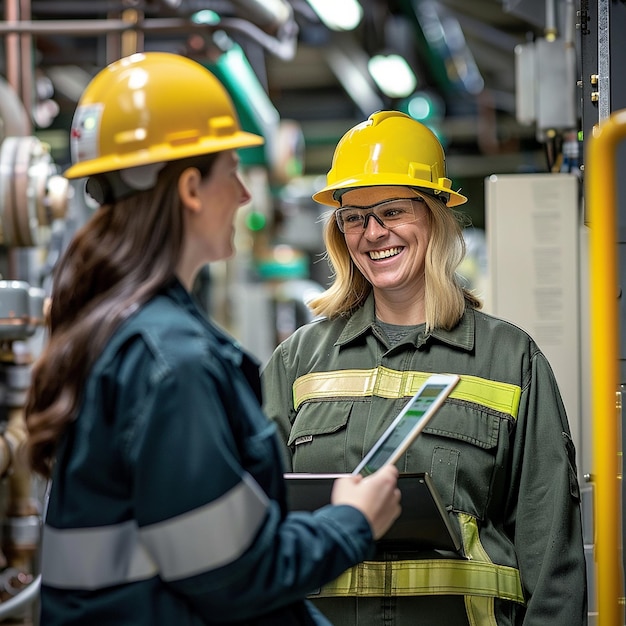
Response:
[313,177,468,208]
[64,130,264,180]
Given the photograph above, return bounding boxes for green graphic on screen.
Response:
[362,384,446,474]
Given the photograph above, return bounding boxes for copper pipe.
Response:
[105,6,122,69]
[4,0,21,109]
[18,0,33,127]
[121,8,143,57]
[3,0,33,134]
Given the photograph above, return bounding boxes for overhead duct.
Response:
[0,2,299,61]
[204,37,280,167]
[323,32,385,117]
[230,0,294,36]
[152,0,297,48]
[155,0,294,35]
[412,0,484,97]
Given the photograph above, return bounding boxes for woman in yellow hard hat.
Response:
[24,52,402,626]
[262,111,587,625]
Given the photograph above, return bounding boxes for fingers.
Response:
[330,464,402,540]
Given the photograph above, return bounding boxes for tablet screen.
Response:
[353,374,459,476]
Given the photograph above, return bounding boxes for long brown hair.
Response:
[308,190,482,329]
[25,153,218,478]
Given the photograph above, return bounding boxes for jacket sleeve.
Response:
[261,341,297,471]
[127,343,373,623]
[509,350,588,625]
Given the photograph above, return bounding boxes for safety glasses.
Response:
[335,197,421,234]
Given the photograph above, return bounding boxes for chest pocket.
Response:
[420,400,503,521]
[288,402,357,473]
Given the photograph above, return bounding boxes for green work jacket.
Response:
[261,293,587,626]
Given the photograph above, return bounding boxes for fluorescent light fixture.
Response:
[306,0,363,31]
[191,10,221,25]
[368,54,417,99]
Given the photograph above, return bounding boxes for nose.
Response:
[363,212,388,236]
[238,174,252,206]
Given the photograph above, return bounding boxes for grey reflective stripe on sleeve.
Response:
[41,473,270,589]
[141,473,269,581]
[41,519,158,589]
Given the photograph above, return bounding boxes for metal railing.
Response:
[586,107,626,625]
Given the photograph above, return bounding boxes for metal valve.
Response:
[0,135,70,248]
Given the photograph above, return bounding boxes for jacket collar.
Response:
[336,291,475,352]
[165,277,258,358]
[165,277,263,395]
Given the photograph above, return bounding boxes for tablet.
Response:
[352,373,459,476]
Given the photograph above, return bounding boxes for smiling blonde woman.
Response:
[262,111,587,626]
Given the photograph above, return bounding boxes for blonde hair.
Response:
[308,191,481,331]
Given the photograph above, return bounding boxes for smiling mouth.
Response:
[369,247,402,260]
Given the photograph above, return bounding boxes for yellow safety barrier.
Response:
[587,108,626,626]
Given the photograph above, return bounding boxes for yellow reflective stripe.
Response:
[293,368,521,418]
[465,594,496,626]
[292,367,429,403]
[459,513,499,625]
[460,512,491,563]
[455,375,521,417]
[311,559,525,603]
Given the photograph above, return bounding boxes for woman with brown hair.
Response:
[25,53,401,626]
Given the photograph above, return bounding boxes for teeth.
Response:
[369,247,401,260]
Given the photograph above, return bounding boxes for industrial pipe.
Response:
[586,107,626,626]
[230,0,293,36]
[0,574,40,620]
[0,16,297,60]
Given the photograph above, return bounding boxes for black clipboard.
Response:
[284,471,462,553]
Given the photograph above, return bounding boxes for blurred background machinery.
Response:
[0,0,624,623]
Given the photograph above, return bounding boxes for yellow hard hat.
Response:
[312,110,467,208]
[64,52,264,180]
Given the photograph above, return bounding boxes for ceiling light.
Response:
[306,0,363,31]
[408,95,432,120]
[191,10,220,25]
[402,90,444,122]
[368,54,417,99]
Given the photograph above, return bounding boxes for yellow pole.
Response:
[587,108,626,626]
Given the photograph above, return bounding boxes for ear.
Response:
[177,167,203,213]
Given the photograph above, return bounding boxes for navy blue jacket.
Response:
[40,280,374,625]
